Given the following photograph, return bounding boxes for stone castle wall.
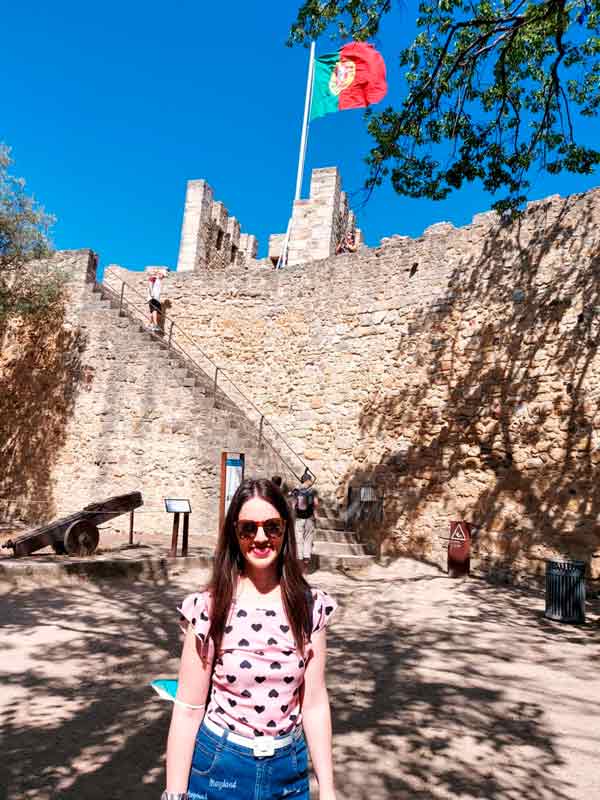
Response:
[114,187,600,584]
[0,250,296,540]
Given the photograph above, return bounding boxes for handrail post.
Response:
[119,282,125,316]
[258,415,264,447]
[213,367,219,405]
[168,319,175,349]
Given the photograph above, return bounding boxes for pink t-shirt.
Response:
[178,587,337,737]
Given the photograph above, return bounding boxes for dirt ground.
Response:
[1,558,599,800]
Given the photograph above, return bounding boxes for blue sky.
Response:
[3,1,599,276]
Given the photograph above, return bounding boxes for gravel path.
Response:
[1,559,599,799]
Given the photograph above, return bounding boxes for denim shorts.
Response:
[187,719,310,800]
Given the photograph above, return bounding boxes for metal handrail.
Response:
[97,271,312,482]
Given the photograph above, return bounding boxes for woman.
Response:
[147,271,164,331]
[162,478,338,800]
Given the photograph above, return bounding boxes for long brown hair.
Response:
[206,478,311,657]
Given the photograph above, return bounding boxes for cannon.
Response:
[1,492,143,557]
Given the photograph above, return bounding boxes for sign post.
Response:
[164,499,192,557]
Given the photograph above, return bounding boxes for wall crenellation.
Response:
[176,180,259,272]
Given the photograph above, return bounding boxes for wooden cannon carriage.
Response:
[1,492,143,557]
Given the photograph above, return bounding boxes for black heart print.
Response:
[228,698,237,707]
[238,638,250,647]
[191,618,196,625]
[225,626,233,634]
[270,662,282,670]
[281,704,288,712]
[290,713,298,722]
[241,689,252,698]
[237,610,248,618]
[240,660,252,669]
[200,611,209,621]
[240,716,248,723]
[254,730,264,736]
[325,606,334,615]
[267,638,278,646]
[267,720,276,728]
[227,723,235,731]
[283,650,293,656]
[226,675,236,683]
[268,689,279,698]
[216,658,224,666]
[216,706,225,714]
[197,633,205,641]
[193,597,198,605]
[265,610,276,617]
[254,705,265,714]
[251,624,262,632]
[256,650,264,656]
[298,660,304,668]
[280,625,290,633]
[255,676,266,684]
[284,676,294,684]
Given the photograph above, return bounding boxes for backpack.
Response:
[295,488,314,518]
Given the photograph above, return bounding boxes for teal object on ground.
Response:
[151,678,179,702]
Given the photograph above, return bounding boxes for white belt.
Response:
[204,714,296,757]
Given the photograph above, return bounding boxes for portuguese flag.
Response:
[310,42,387,121]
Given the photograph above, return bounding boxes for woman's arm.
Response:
[301,628,336,800]
[165,626,214,793]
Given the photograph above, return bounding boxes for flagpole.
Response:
[295,40,315,201]
[277,41,315,269]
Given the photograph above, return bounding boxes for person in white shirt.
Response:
[147,271,166,331]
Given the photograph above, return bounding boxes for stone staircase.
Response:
[313,504,375,571]
[86,281,298,547]
[91,279,374,570]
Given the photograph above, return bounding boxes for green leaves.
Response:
[0,145,61,322]
[290,0,600,212]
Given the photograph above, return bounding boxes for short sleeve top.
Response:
[178,587,337,737]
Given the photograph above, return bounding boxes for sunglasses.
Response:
[235,518,285,540]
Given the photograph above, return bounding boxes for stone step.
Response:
[315,514,346,531]
[315,529,361,544]
[314,554,374,571]
[313,541,368,557]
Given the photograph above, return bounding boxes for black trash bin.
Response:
[545,560,586,624]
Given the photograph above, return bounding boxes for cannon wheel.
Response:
[64,520,100,556]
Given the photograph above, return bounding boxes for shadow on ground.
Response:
[1,564,599,799]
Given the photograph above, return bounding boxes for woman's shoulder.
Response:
[177,588,212,640]
[307,586,338,633]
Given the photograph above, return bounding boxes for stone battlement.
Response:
[176,180,259,272]
[176,167,361,272]
[268,167,362,266]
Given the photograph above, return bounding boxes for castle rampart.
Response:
[113,185,600,585]
[3,178,600,585]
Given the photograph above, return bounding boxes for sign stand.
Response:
[164,499,192,557]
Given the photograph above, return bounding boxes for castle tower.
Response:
[268,167,361,267]
[176,180,259,272]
